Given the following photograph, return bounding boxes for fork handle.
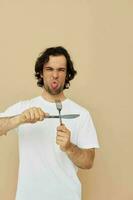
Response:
[59,111,62,125]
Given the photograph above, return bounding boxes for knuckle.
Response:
[35,115,40,120]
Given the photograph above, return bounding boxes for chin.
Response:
[49,88,63,96]
[44,85,64,96]
[50,90,62,95]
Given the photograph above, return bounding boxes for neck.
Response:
[41,88,66,102]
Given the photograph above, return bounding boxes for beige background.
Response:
[0,0,133,200]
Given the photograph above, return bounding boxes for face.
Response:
[42,55,67,95]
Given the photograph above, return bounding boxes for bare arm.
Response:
[66,144,95,169]
[56,124,95,169]
[0,115,21,136]
[0,107,47,136]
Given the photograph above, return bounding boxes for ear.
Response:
[65,75,69,81]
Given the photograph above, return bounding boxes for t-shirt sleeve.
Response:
[0,102,24,118]
[77,111,100,149]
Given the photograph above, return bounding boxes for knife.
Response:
[6,114,80,120]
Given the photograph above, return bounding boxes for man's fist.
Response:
[56,124,72,152]
[19,107,48,124]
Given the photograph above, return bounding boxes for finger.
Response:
[38,108,45,120]
[32,108,40,121]
[22,111,35,123]
[20,108,37,123]
[56,135,64,141]
[29,109,36,121]
[57,129,70,137]
[57,125,67,132]
[45,112,49,117]
[56,135,70,145]
[24,111,32,121]
[57,131,68,137]
[35,108,44,121]
[56,138,64,145]
[38,108,50,120]
[60,123,65,127]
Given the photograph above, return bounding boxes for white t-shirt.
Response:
[0,96,99,200]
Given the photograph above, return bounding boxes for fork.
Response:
[55,100,62,125]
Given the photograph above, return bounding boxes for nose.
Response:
[52,69,59,79]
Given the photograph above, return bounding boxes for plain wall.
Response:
[0,0,133,200]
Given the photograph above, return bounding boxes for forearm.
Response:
[0,107,47,136]
[66,143,95,169]
[0,116,20,136]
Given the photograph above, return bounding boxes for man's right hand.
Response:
[18,107,48,124]
[0,107,47,136]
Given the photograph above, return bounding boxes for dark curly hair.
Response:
[34,46,77,89]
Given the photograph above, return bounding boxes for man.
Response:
[0,46,99,200]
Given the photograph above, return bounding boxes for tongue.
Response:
[51,82,58,89]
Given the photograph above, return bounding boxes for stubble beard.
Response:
[44,84,64,95]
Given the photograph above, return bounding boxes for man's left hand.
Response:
[56,124,72,152]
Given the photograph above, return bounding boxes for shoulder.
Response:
[17,96,42,109]
[2,96,41,116]
[21,96,42,106]
[65,99,91,118]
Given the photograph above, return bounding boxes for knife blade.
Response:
[45,114,80,119]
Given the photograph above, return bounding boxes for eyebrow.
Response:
[45,66,66,70]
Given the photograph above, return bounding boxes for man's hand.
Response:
[56,124,72,152]
[18,107,48,124]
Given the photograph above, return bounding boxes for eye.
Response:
[45,67,53,71]
[58,68,66,72]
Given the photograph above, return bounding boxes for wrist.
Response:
[14,115,24,125]
[66,143,76,155]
